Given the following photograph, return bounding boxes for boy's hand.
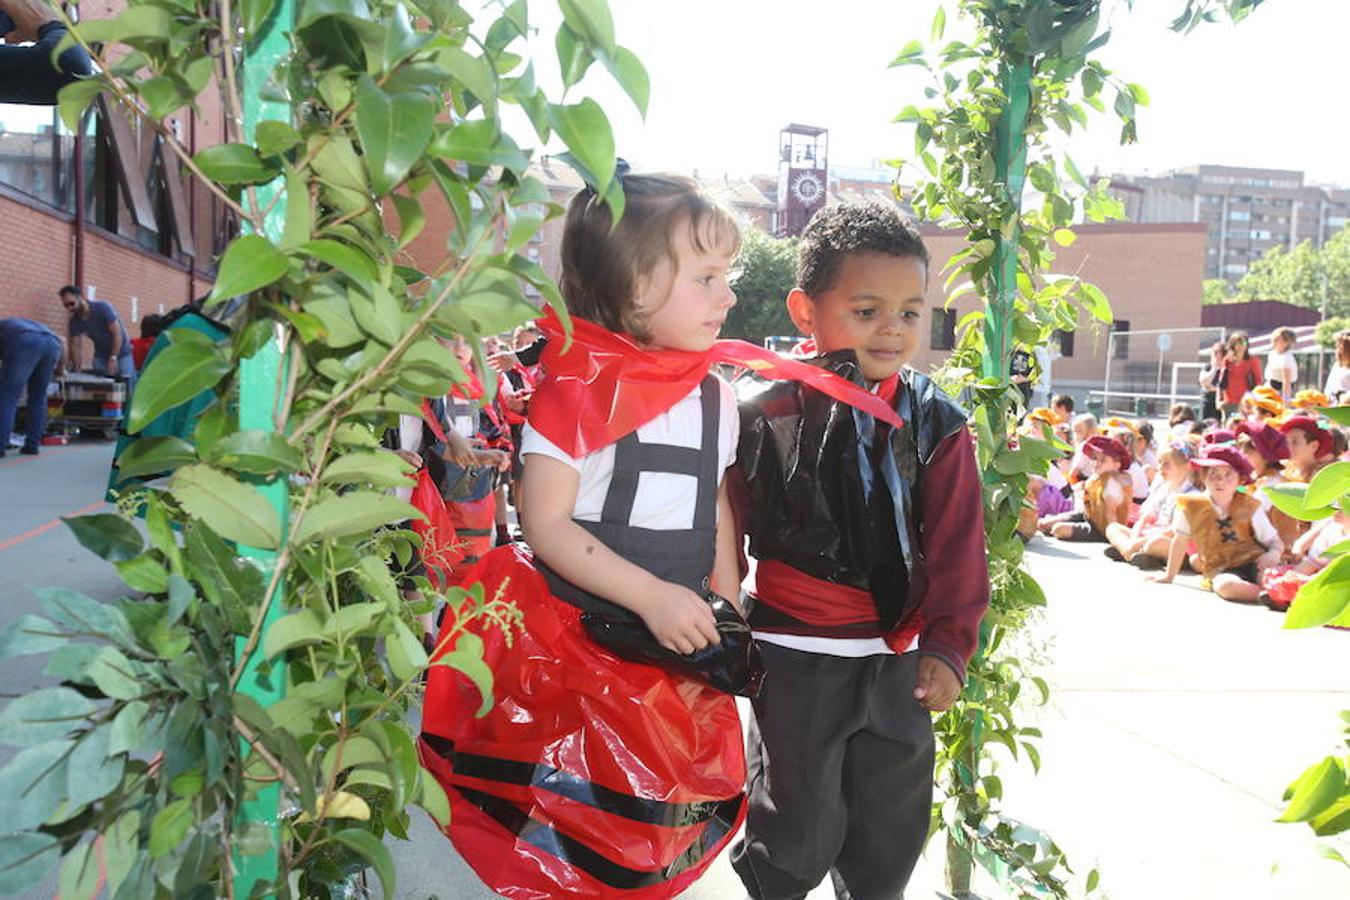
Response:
[1147,572,1173,584]
[473,448,510,471]
[913,656,960,712]
[637,582,719,656]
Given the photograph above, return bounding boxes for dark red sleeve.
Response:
[725,461,752,582]
[915,430,990,681]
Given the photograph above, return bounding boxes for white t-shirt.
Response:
[519,377,738,530]
[1127,462,1151,500]
[1325,364,1350,399]
[1307,521,1346,564]
[1267,348,1298,388]
[1172,497,1282,552]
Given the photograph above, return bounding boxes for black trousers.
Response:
[732,644,935,900]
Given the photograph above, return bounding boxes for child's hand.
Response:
[393,449,422,469]
[1147,572,1173,584]
[913,656,960,712]
[638,583,719,656]
[473,448,510,471]
[442,430,477,467]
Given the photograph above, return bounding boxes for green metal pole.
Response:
[235,3,295,896]
[983,58,1032,388]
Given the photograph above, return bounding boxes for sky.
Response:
[525,0,1349,187]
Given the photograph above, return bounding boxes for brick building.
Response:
[1108,164,1349,283]
[0,0,225,336]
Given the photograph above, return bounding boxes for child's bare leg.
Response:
[1039,511,1076,534]
[1212,574,1262,603]
[1049,521,1076,540]
[1105,523,1134,556]
[1139,536,1172,560]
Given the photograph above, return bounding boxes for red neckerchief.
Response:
[451,366,484,402]
[875,372,900,408]
[528,309,905,457]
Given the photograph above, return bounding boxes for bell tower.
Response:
[776,124,829,237]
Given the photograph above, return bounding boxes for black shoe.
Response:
[19,446,39,456]
[1103,546,1125,562]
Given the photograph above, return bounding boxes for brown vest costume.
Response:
[1084,472,1132,535]
[1176,492,1264,578]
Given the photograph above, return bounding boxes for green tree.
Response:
[1235,229,1350,317]
[1315,315,1350,348]
[0,1,647,897]
[725,227,798,344]
[1203,278,1234,305]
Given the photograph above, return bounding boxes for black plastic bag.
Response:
[581,592,766,698]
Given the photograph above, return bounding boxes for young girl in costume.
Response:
[1043,434,1133,541]
[1234,420,1300,552]
[1150,444,1283,602]
[417,173,897,899]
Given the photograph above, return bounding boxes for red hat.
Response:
[1191,444,1255,484]
[1277,415,1334,458]
[1202,428,1236,445]
[1234,421,1290,465]
[1084,435,1132,470]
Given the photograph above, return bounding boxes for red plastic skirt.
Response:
[418,544,747,899]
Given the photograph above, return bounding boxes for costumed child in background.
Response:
[440,336,510,573]
[1234,420,1300,552]
[1291,389,1329,412]
[1018,408,1072,539]
[1104,441,1198,569]
[1052,393,1075,425]
[1260,502,1348,614]
[730,202,990,900]
[1279,415,1335,484]
[1099,418,1149,502]
[1243,384,1284,422]
[1042,434,1133,541]
[1065,412,1099,483]
[417,173,901,899]
[1149,445,1283,602]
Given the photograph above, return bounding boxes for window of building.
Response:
[1056,329,1074,358]
[1228,210,1251,221]
[930,308,956,351]
[1111,320,1130,359]
[1251,229,1272,241]
[0,103,79,212]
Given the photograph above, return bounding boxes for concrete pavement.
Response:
[1,444,1346,898]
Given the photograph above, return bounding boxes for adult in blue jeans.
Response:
[60,285,135,390]
[0,317,63,457]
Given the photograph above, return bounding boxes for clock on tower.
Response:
[776,124,829,237]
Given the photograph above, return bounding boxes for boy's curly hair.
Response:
[796,202,929,296]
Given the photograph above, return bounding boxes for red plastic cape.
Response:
[410,402,457,589]
[529,309,905,458]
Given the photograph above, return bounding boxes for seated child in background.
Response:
[1234,420,1300,552]
[1150,445,1283,603]
[1259,505,1348,614]
[1134,421,1158,485]
[1018,409,1072,538]
[1291,389,1329,412]
[1168,402,1198,439]
[1043,435,1133,541]
[1066,413,1099,483]
[1100,417,1150,502]
[1105,441,1198,568]
[1052,393,1075,424]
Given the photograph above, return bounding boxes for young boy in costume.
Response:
[1042,434,1133,541]
[730,202,989,899]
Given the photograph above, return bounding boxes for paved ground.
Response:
[1,443,1347,899]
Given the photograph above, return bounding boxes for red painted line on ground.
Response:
[0,500,107,552]
[0,443,84,470]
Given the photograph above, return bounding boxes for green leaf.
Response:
[240,0,278,35]
[208,233,290,305]
[435,47,496,106]
[149,798,192,858]
[354,75,436,195]
[0,832,61,895]
[1284,555,1350,629]
[554,23,593,89]
[416,767,451,827]
[598,45,649,118]
[386,617,428,681]
[330,828,395,898]
[109,701,151,755]
[321,451,415,488]
[85,647,145,700]
[430,119,531,171]
[0,688,95,747]
[66,723,125,809]
[1317,405,1350,427]
[116,554,171,593]
[62,513,143,562]
[1278,756,1345,822]
[323,602,384,639]
[391,194,426,249]
[0,614,67,660]
[293,492,421,545]
[194,143,281,185]
[300,239,379,284]
[548,99,615,197]
[1305,462,1350,509]
[171,464,281,550]
[255,120,302,158]
[347,283,403,345]
[1077,282,1112,323]
[57,79,104,132]
[262,609,325,658]
[433,631,494,717]
[280,167,313,250]
[38,588,137,649]
[0,740,73,830]
[1053,228,1077,247]
[1265,483,1335,523]
[127,339,229,434]
[889,39,926,67]
[207,430,304,476]
[931,5,946,41]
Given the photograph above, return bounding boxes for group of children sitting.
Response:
[1022,391,1347,615]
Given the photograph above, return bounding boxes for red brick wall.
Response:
[0,192,201,336]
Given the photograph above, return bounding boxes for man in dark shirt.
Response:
[0,317,63,456]
[61,285,134,385]
[0,0,94,105]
